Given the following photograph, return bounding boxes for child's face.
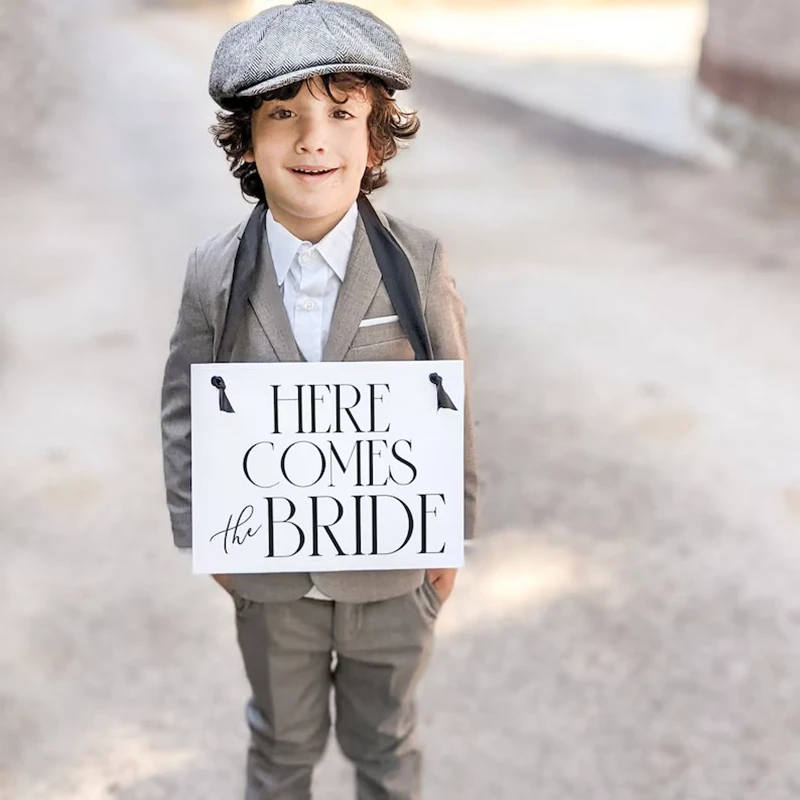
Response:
[245,76,375,239]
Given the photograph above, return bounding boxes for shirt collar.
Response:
[265,202,359,286]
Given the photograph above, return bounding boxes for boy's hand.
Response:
[426,568,457,603]
[212,574,235,594]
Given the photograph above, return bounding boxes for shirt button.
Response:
[302,299,316,311]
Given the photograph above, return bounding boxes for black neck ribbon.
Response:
[211,194,456,413]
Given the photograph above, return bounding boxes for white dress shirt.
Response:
[267,203,359,363]
[266,203,359,599]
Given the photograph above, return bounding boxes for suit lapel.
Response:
[323,215,381,362]
[248,227,304,362]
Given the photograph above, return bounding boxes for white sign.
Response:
[190,361,464,574]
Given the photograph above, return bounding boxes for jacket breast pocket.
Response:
[346,320,414,362]
[350,319,406,348]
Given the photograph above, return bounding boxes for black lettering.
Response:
[272,384,305,435]
[334,384,363,433]
[352,495,366,555]
[242,441,279,489]
[328,440,364,487]
[389,439,417,486]
[370,494,414,555]
[366,439,389,487]
[368,383,391,433]
[310,496,346,556]
[209,505,262,554]
[264,497,305,557]
[419,493,446,554]
[309,384,332,434]
[280,441,327,488]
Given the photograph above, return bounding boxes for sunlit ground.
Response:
[436,528,618,639]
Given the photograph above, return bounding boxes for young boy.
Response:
[161,2,477,798]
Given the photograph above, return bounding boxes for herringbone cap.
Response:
[209,0,412,108]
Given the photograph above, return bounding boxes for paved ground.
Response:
[3,2,800,799]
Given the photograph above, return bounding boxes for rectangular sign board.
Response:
[191,361,464,574]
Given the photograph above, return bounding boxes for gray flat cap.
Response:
[209,0,412,107]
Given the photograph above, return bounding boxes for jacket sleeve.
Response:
[424,239,479,541]
[161,247,214,548]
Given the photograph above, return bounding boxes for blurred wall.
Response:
[697,0,800,169]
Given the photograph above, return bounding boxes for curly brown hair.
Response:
[210,72,420,203]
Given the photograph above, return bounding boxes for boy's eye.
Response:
[332,109,354,119]
[269,108,293,119]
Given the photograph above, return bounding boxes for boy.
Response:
[161,2,477,798]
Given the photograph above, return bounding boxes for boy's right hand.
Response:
[212,574,235,594]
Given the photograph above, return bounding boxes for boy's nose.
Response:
[296,120,328,154]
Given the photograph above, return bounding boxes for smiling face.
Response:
[244,75,376,243]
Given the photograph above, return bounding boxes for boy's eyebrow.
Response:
[334,93,371,107]
[264,93,365,108]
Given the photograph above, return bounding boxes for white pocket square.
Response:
[358,315,399,328]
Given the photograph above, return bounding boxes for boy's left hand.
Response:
[426,568,458,603]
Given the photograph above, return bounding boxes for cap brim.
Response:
[213,62,411,108]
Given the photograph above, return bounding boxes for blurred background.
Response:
[2,0,800,798]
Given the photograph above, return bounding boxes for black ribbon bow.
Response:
[429,373,457,411]
[211,376,235,413]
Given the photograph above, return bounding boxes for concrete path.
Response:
[3,3,800,799]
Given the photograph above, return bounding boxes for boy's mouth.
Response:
[289,166,338,182]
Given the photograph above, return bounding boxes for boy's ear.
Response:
[243,149,255,164]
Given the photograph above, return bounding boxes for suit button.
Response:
[302,299,316,311]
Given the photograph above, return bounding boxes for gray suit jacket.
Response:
[161,206,477,603]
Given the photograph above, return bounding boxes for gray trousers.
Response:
[232,579,443,800]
